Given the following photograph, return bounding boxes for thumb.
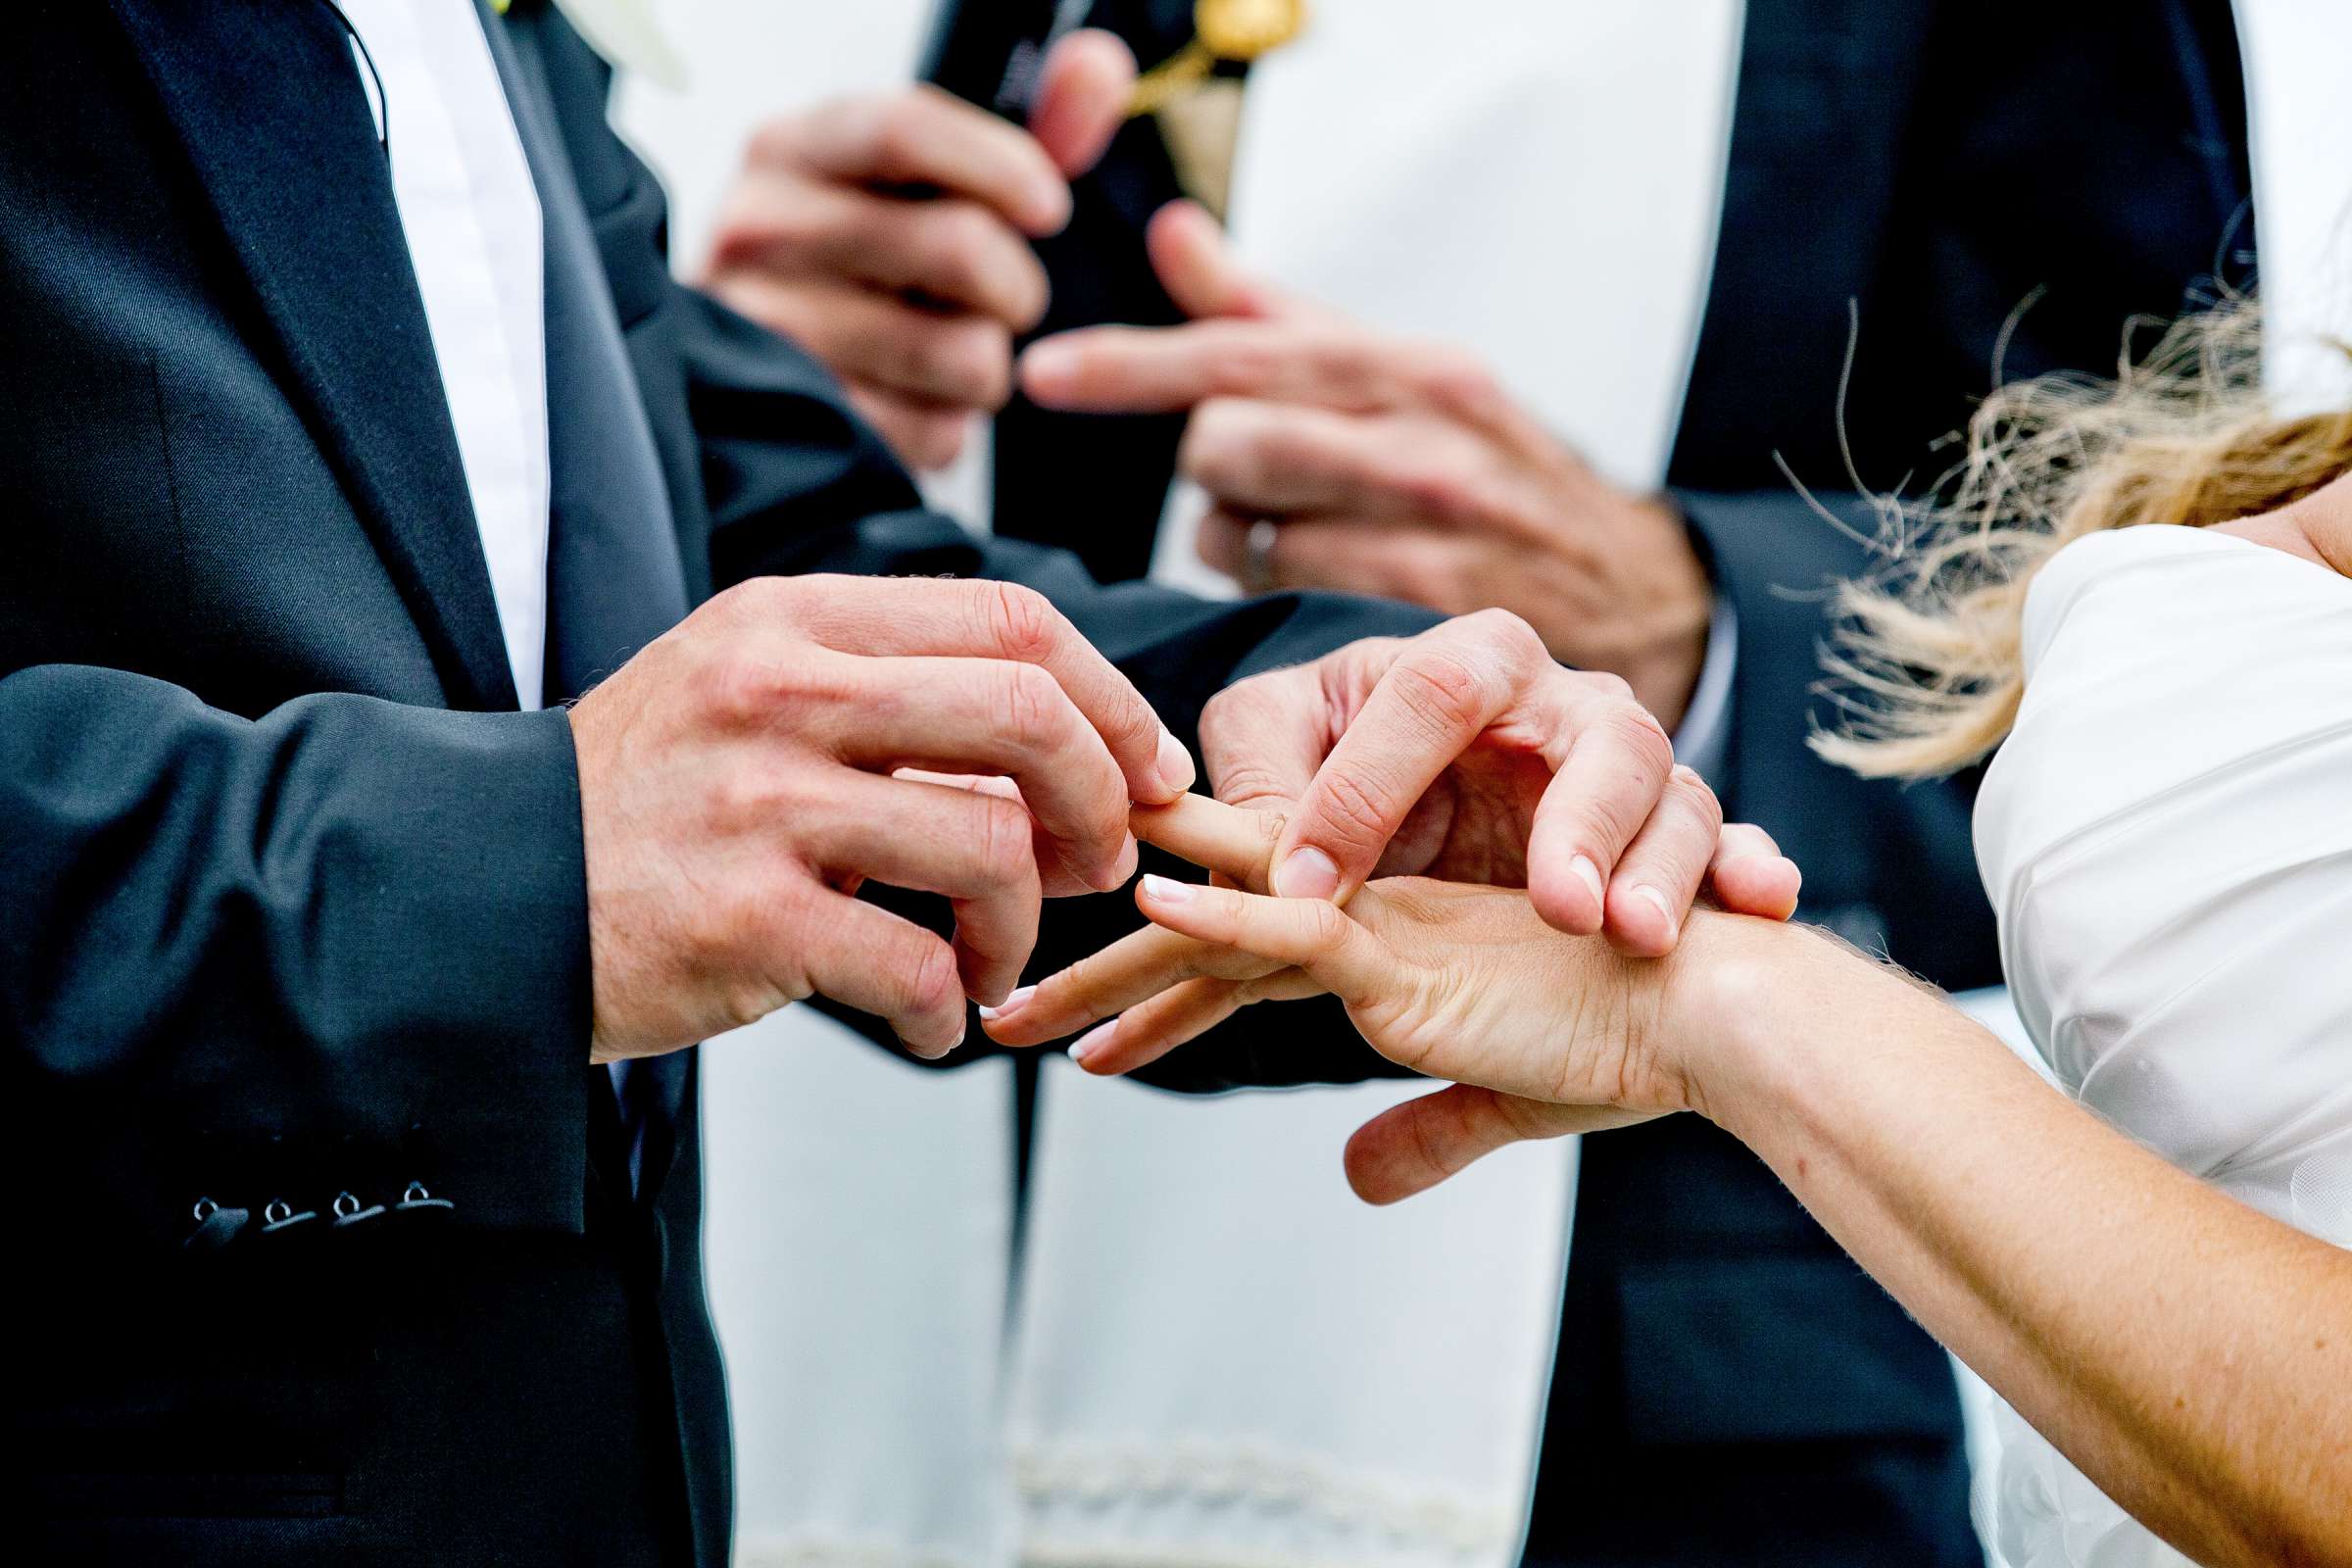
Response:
[1345,1086,1642,1204]
[1146,198,1285,320]
[1028,29,1137,179]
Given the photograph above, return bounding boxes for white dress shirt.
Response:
[341,0,552,711]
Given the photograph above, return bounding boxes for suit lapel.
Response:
[107,0,519,711]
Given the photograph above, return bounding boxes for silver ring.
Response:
[1242,518,1280,594]
[332,1191,362,1219]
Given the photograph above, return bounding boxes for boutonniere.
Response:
[495,0,687,91]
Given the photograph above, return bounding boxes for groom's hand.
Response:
[570,575,1192,1063]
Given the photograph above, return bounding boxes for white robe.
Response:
[613,1,2351,1563]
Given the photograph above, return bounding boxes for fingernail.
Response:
[1155,727,1198,797]
[1570,855,1605,915]
[1139,873,1193,905]
[1634,884,1678,940]
[1069,1017,1117,1067]
[977,985,1036,1021]
[1272,847,1341,901]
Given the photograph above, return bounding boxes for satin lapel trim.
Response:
[107,0,519,711]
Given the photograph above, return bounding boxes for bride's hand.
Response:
[980,794,1797,1077]
[978,794,1801,1200]
[1133,871,1700,1200]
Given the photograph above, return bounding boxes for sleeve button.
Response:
[259,1198,318,1236]
[331,1190,387,1229]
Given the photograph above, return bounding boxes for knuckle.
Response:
[1219,335,1287,394]
[1392,648,1496,736]
[928,204,1000,283]
[1580,666,1639,707]
[1673,765,1725,830]
[1212,761,1296,811]
[1378,444,1479,520]
[712,878,808,1010]
[1413,346,1502,414]
[866,95,934,178]
[746,113,813,170]
[994,662,1066,750]
[694,645,782,727]
[1200,678,1254,731]
[710,766,784,832]
[942,321,1012,406]
[1309,762,1397,855]
[1301,899,1350,948]
[1598,705,1677,781]
[716,573,805,630]
[983,580,1060,662]
[903,937,963,1020]
[1176,404,1245,486]
[973,798,1037,885]
[1460,607,1544,666]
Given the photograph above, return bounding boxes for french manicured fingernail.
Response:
[1069,1018,1117,1067]
[1570,855,1605,914]
[1272,847,1341,901]
[1107,832,1141,888]
[1139,873,1193,906]
[1634,884,1677,940]
[1155,727,1198,796]
[978,985,1036,1021]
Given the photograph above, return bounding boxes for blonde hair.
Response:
[1814,305,2352,779]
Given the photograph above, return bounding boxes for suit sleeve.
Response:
[680,284,1436,1088]
[1677,487,2000,989]
[1,667,597,1255]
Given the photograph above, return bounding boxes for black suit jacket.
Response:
[0,3,1436,1563]
[928,1,2251,1562]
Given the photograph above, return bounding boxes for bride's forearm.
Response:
[1669,915,2352,1568]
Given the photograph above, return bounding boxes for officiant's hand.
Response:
[702,31,1136,472]
[1019,201,1715,727]
[570,575,1192,1063]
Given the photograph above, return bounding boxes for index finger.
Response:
[791,85,1071,237]
[1272,612,1546,900]
[1020,319,1408,416]
[783,575,1195,805]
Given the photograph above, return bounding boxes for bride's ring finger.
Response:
[974,918,1286,1048]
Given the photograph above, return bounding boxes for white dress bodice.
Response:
[1973,523,2352,1566]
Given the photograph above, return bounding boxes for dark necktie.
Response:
[481,3,692,1200]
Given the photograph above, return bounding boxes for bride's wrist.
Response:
[1659,912,1844,1127]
